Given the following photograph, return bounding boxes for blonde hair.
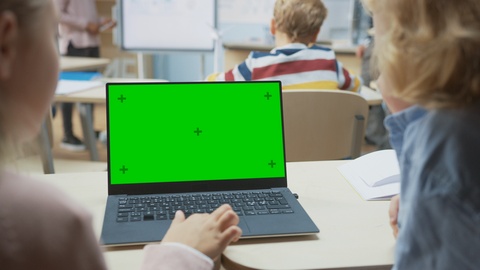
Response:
[0,0,46,30]
[367,0,480,109]
[273,0,327,44]
[0,0,47,164]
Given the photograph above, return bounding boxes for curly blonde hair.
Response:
[364,0,480,109]
[273,0,328,44]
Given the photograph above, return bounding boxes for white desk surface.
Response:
[361,86,383,106]
[33,160,395,270]
[60,56,110,72]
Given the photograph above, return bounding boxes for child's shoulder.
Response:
[0,171,90,220]
[408,103,480,155]
[309,44,333,52]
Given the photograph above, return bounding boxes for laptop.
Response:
[100,81,319,246]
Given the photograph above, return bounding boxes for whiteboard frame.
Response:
[119,0,218,53]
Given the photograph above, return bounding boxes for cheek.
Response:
[36,40,59,111]
[44,40,60,96]
[16,41,59,141]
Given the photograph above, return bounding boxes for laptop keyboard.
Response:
[116,191,293,222]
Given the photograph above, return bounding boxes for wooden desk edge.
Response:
[60,56,111,72]
[223,42,357,54]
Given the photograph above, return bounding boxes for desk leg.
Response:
[78,103,99,161]
[38,118,55,174]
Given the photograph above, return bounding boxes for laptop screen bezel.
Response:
[106,81,288,195]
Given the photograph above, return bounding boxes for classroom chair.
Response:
[282,89,369,161]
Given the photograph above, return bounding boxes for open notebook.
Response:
[100,81,319,246]
[338,149,400,200]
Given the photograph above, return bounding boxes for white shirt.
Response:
[55,0,103,54]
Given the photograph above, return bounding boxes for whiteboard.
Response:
[319,0,355,41]
[219,0,275,24]
[118,0,354,52]
[218,0,354,42]
[120,0,216,51]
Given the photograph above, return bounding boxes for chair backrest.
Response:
[282,90,369,161]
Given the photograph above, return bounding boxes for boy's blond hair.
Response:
[273,0,327,44]
[365,0,480,109]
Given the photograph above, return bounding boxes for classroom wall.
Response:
[153,52,215,82]
[152,24,266,82]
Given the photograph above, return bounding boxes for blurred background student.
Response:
[54,0,115,151]
[355,1,390,150]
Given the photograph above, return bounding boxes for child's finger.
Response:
[171,210,186,224]
[219,226,243,247]
[210,204,233,221]
[217,209,240,231]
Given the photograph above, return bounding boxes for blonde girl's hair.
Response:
[0,0,46,30]
[273,0,328,44]
[0,0,47,165]
[367,0,480,109]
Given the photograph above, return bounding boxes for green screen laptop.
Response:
[100,81,319,246]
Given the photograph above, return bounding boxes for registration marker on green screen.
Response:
[107,81,286,185]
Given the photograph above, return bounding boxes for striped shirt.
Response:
[208,43,362,92]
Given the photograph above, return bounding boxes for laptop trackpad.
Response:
[237,218,251,234]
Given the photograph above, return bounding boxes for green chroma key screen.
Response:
[107,81,286,185]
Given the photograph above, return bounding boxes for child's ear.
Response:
[0,11,18,80]
[270,18,276,35]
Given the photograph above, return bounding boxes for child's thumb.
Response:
[171,210,186,224]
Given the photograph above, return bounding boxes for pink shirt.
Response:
[55,0,102,54]
[0,171,107,270]
[0,171,213,269]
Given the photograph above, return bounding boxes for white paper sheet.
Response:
[337,150,400,201]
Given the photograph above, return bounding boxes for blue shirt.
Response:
[384,104,480,270]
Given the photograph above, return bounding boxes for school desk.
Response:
[41,83,381,174]
[33,160,395,270]
[55,84,380,107]
[38,57,110,174]
[54,84,381,163]
[39,79,382,173]
[60,56,111,72]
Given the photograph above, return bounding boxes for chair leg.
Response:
[351,114,366,158]
[38,117,55,174]
[78,103,99,161]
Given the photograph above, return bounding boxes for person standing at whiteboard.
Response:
[54,0,115,151]
[207,0,362,93]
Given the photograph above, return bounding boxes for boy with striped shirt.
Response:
[208,0,362,92]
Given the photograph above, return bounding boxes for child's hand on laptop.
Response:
[162,204,242,260]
